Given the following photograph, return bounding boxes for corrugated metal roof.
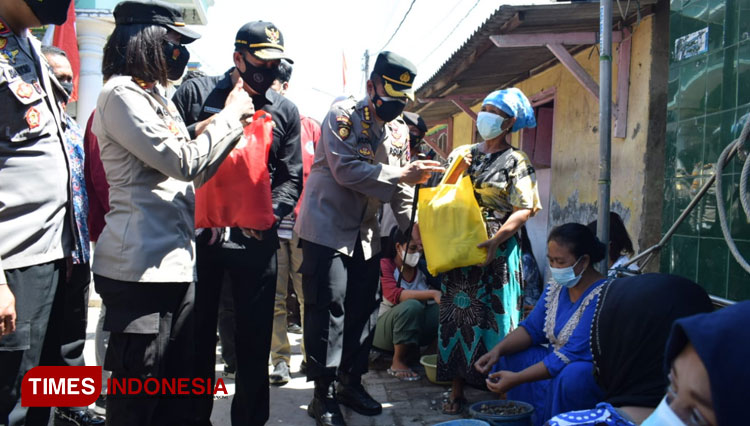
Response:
[412,1,657,125]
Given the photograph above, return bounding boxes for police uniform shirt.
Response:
[0,19,71,284]
[294,97,412,260]
[171,68,302,223]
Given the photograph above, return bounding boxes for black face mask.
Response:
[163,41,190,81]
[370,91,406,123]
[60,81,73,97]
[409,133,423,149]
[24,0,72,25]
[238,56,276,95]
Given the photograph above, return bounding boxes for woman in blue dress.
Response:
[475,223,608,425]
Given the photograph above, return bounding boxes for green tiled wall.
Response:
[663,0,750,300]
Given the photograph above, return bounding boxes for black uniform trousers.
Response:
[194,236,277,426]
[0,260,62,426]
[300,239,381,385]
[94,275,197,426]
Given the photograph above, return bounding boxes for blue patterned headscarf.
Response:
[482,88,536,132]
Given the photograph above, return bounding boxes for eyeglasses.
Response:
[665,375,711,426]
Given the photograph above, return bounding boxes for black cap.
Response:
[113,0,201,44]
[372,51,417,101]
[403,111,427,133]
[235,21,293,64]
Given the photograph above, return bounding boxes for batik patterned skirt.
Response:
[436,234,523,385]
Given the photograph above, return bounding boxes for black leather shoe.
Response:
[54,408,105,426]
[336,383,382,416]
[307,394,346,426]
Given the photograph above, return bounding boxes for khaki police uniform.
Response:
[0,18,73,425]
[295,96,413,383]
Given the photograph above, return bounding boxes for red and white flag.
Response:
[52,2,80,102]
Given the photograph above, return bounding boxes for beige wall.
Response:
[447,14,657,254]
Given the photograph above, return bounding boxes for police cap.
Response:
[402,111,427,133]
[372,51,417,101]
[113,0,201,44]
[235,21,293,64]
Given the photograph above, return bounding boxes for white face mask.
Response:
[549,257,583,288]
[400,249,421,267]
[640,396,686,426]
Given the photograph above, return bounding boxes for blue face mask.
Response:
[476,111,506,140]
[549,257,584,288]
[640,396,686,426]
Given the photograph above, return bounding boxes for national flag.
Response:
[52,2,80,102]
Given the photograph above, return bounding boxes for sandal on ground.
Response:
[387,367,420,381]
[441,396,468,415]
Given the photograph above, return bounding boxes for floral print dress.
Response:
[437,143,541,385]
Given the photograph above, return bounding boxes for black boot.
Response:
[308,380,346,426]
[335,374,382,416]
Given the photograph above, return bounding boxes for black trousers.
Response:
[300,240,381,384]
[194,237,277,426]
[94,275,197,426]
[0,260,61,426]
[26,262,92,423]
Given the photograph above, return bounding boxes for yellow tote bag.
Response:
[418,150,488,276]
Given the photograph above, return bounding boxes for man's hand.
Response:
[225,78,255,124]
[241,228,264,240]
[0,284,17,337]
[430,289,442,304]
[399,160,444,185]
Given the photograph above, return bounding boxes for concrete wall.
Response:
[449,14,662,259]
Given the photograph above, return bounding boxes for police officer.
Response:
[402,111,431,161]
[171,21,302,426]
[0,0,74,425]
[295,52,443,426]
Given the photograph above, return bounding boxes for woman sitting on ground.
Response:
[547,284,744,426]
[372,227,441,381]
[474,223,608,426]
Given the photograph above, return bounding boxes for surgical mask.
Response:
[239,55,276,95]
[640,396,686,426]
[549,257,583,288]
[400,250,421,267]
[371,91,406,122]
[24,0,72,25]
[476,111,506,140]
[163,41,190,81]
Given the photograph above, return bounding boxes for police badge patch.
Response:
[336,115,352,139]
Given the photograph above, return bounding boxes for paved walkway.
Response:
[82,299,496,426]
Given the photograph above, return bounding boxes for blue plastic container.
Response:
[433,420,490,426]
[468,400,534,426]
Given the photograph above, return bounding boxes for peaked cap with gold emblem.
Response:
[372,51,417,101]
[235,21,293,63]
[113,0,201,44]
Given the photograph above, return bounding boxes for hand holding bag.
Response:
[418,149,488,275]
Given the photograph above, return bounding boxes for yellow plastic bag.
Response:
[418,149,488,276]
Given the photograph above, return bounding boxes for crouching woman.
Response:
[475,223,608,425]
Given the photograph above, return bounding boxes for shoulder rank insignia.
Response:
[361,121,370,129]
[0,38,6,50]
[336,115,352,139]
[25,106,40,129]
[0,48,18,64]
[362,106,371,122]
[16,82,33,99]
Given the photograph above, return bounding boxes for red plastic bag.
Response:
[195,110,275,230]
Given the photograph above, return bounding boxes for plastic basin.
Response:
[419,354,451,385]
[469,400,534,426]
[433,420,490,426]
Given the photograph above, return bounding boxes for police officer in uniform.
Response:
[0,1,74,425]
[295,52,443,426]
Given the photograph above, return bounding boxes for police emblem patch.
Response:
[338,126,350,139]
[265,27,280,44]
[358,145,373,158]
[1,49,18,64]
[25,106,40,128]
[168,121,180,136]
[399,72,411,83]
[16,82,33,99]
[0,38,6,50]
[0,21,8,35]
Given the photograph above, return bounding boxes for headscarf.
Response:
[481,88,536,132]
[665,300,750,426]
[590,273,713,407]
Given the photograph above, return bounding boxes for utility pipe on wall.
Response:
[597,0,613,274]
